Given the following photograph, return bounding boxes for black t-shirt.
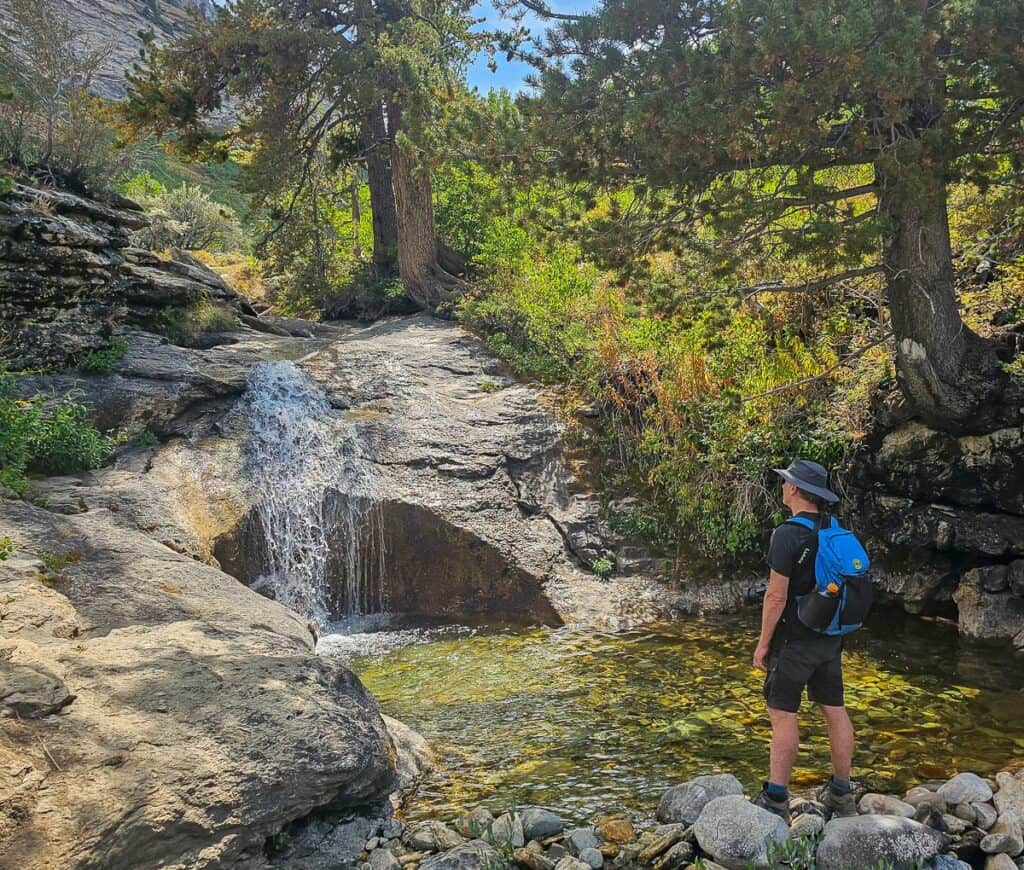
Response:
[767,511,821,643]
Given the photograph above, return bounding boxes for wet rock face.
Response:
[230,316,686,628]
[845,408,1024,645]
[0,500,398,869]
[0,183,251,371]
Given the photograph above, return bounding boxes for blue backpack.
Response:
[786,515,873,636]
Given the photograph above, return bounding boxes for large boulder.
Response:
[657,773,745,825]
[815,815,949,870]
[0,500,397,869]
[692,795,788,870]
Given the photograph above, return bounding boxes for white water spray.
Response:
[242,361,387,630]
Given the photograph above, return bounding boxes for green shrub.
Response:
[158,299,239,344]
[135,184,245,253]
[0,371,113,493]
[590,555,615,578]
[0,536,12,560]
[77,338,129,375]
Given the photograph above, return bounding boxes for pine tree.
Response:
[126,0,483,310]
[525,0,1024,429]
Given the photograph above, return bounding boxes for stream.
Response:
[320,611,1024,825]
[240,355,1024,828]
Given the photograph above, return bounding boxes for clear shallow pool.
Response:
[322,611,1024,824]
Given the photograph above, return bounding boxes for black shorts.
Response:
[763,637,844,712]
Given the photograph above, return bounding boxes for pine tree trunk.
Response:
[363,102,398,273]
[877,164,1005,429]
[387,101,465,310]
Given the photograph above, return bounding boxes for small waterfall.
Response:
[241,361,387,629]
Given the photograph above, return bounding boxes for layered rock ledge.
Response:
[0,181,254,371]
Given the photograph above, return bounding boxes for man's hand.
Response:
[753,642,771,672]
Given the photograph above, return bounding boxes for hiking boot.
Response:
[753,785,791,824]
[816,777,857,818]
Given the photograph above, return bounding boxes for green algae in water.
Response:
[343,612,1024,823]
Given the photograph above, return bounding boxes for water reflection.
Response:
[326,611,1024,824]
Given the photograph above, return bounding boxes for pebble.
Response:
[981,814,1024,856]
[942,814,969,835]
[383,820,405,840]
[905,786,941,806]
[858,793,916,817]
[553,857,591,870]
[453,807,494,839]
[547,843,569,862]
[995,773,1024,828]
[656,774,744,826]
[366,837,380,852]
[939,772,995,805]
[953,802,978,824]
[488,812,525,849]
[975,802,1000,831]
[521,809,567,841]
[578,847,603,869]
[986,855,1018,870]
[637,824,687,863]
[651,840,693,870]
[513,846,554,870]
[369,847,402,870]
[565,827,600,857]
[693,795,788,869]
[788,813,825,839]
[931,858,972,870]
[594,815,635,844]
[789,797,825,818]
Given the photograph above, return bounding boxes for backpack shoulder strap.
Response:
[785,516,815,530]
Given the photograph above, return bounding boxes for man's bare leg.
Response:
[820,704,854,780]
[768,707,800,786]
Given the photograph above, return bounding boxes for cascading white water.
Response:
[241,361,387,630]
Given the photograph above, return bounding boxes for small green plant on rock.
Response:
[158,299,239,344]
[0,536,13,561]
[38,549,81,585]
[590,555,615,578]
[0,370,113,493]
[763,834,819,869]
[77,338,129,375]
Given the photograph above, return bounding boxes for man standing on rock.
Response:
[751,459,858,823]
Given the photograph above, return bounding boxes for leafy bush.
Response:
[77,338,129,375]
[455,169,860,562]
[158,299,239,344]
[135,184,245,253]
[0,371,113,493]
[0,536,13,560]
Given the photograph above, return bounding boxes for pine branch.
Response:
[738,266,884,305]
[515,0,590,22]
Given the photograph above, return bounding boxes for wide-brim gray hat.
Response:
[773,459,839,503]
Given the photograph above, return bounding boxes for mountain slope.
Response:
[0,0,215,101]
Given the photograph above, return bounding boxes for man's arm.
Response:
[753,569,790,671]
